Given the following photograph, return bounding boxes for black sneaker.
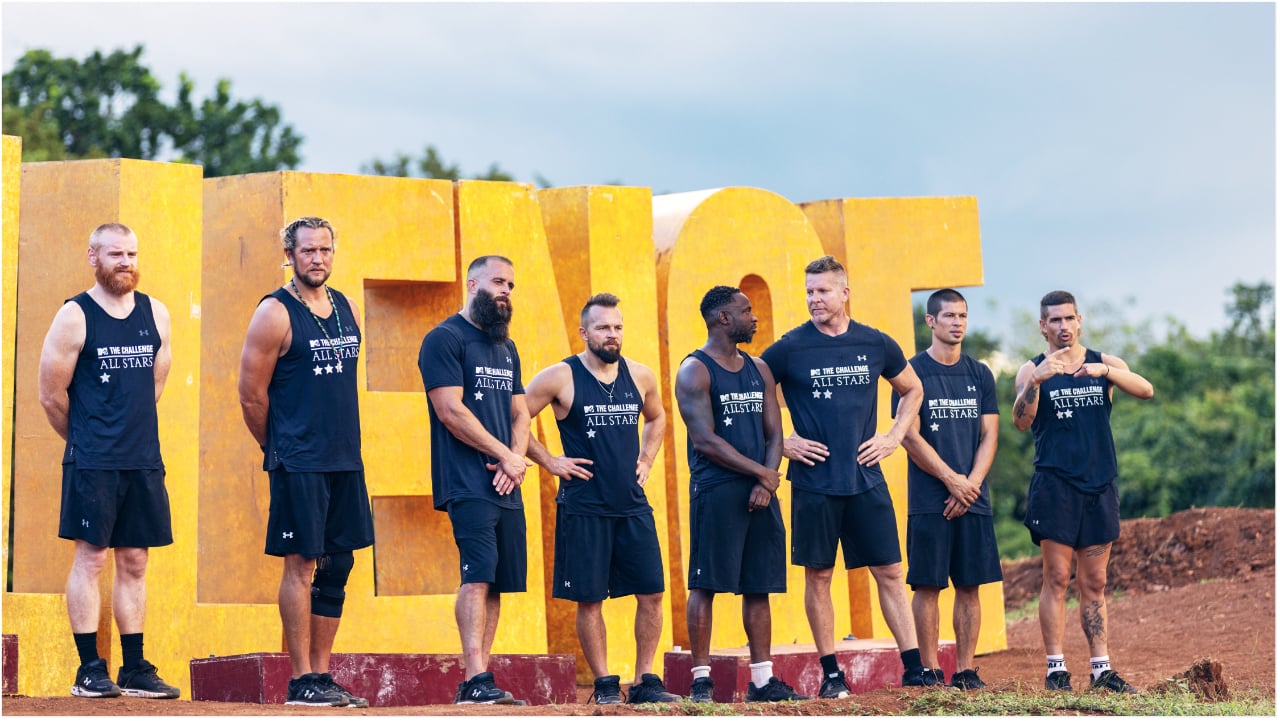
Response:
[286,673,349,706]
[1045,670,1073,691]
[689,676,714,702]
[950,668,986,690]
[627,673,681,703]
[456,671,516,704]
[590,675,623,704]
[71,658,122,698]
[747,676,810,702]
[818,670,851,699]
[116,659,180,699]
[453,681,465,703]
[317,673,368,707]
[902,667,944,687]
[1090,670,1137,694]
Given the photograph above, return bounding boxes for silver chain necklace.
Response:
[594,372,617,403]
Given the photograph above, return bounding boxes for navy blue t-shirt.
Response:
[892,351,998,516]
[555,355,649,517]
[420,314,524,510]
[263,287,363,473]
[762,319,907,496]
[686,349,767,492]
[63,292,162,470]
[1030,348,1117,494]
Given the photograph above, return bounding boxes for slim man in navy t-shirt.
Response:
[1011,290,1153,694]
[419,255,531,705]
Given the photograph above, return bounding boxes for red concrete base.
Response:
[664,639,957,702]
[190,652,575,706]
[2,635,16,695]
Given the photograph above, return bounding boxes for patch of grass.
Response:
[908,687,1276,716]
[1005,597,1039,623]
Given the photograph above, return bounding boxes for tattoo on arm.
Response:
[1081,600,1106,645]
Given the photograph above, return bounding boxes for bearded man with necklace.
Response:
[238,216,375,708]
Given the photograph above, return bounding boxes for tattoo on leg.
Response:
[1085,544,1110,558]
[1082,600,1106,644]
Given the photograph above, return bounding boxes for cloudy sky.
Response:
[3,2,1274,348]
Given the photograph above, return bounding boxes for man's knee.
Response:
[311,551,355,618]
[113,547,149,580]
[805,566,835,587]
[869,562,904,584]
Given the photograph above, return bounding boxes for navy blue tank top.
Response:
[686,349,767,491]
[555,355,649,517]
[263,287,363,472]
[1030,348,1116,494]
[63,292,162,470]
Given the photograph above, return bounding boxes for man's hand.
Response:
[636,458,652,487]
[755,468,782,494]
[486,453,533,495]
[783,433,829,466]
[1032,346,1075,384]
[856,432,899,466]
[545,455,594,480]
[747,484,773,511]
[942,495,970,520]
[944,473,981,507]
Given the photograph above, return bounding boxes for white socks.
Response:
[691,665,711,681]
[1090,656,1111,681]
[1047,654,1066,677]
[749,661,773,687]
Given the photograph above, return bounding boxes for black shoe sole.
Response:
[121,688,180,699]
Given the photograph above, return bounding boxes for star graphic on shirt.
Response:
[313,366,323,376]
[723,416,733,427]
[586,429,596,439]
[968,385,976,392]
[474,391,485,401]
[858,354,867,361]
[335,361,343,373]
[1056,410,1065,419]
[1064,409,1074,418]
[930,422,940,432]
[99,372,110,383]
[823,390,833,399]
[325,364,334,374]
[813,389,822,398]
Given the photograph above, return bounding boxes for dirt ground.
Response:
[4,506,1273,716]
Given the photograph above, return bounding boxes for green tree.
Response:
[3,45,301,176]
[362,144,518,182]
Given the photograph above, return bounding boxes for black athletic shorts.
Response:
[687,482,786,594]
[265,469,375,558]
[905,512,1003,589]
[1023,472,1120,549]
[59,464,173,548]
[552,507,664,602]
[791,484,902,569]
[448,499,528,593]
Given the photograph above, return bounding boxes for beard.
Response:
[588,339,621,365]
[473,288,513,343]
[728,323,756,345]
[96,263,139,295]
[292,260,331,288]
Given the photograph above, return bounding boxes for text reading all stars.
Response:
[927,397,979,420]
[583,403,641,429]
[309,335,358,376]
[808,362,871,391]
[473,364,514,393]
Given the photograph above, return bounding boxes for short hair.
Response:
[580,293,620,326]
[804,255,846,276]
[466,254,514,279]
[926,288,967,317]
[1040,290,1078,319]
[699,285,741,322]
[89,222,134,249]
[280,217,336,252]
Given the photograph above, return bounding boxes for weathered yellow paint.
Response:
[535,185,675,682]
[653,187,845,649]
[798,196,1003,655]
[2,135,20,619]
[2,161,1000,697]
[7,158,205,696]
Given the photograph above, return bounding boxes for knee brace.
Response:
[311,551,355,618]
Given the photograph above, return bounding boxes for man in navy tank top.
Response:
[524,293,681,705]
[892,289,1001,690]
[761,255,929,696]
[238,217,375,707]
[419,255,531,705]
[675,286,807,703]
[1012,290,1153,694]
[39,223,179,700]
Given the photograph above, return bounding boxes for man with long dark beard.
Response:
[39,222,179,699]
[419,255,532,705]
[523,293,681,705]
[239,217,375,707]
